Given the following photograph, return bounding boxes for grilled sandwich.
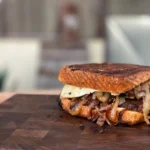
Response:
[58,63,150,126]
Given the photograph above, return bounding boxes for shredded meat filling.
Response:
[68,93,144,126]
[66,82,150,126]
[119,98,143,112]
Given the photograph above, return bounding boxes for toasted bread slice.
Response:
[59,63,150,94]
[117,108,144,125]
[61,98,144,125]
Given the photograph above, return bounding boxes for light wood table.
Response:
[0,89,61,104]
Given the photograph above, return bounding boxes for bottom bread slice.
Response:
[61,98,144,125]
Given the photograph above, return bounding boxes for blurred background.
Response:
[0,0,150,92]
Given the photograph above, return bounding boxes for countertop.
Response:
[0,89,61,104]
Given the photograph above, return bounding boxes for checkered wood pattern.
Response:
[0,94,150,150]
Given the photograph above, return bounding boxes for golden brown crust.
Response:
[58,63,150,94]
[61,98,92,118]
[117,109,144,125]
[61,98,144,125]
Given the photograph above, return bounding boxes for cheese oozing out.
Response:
[60,84,119,98]
[60,84,99,98]
[60,83,150,125]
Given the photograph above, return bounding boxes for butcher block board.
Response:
[0,94,150,150]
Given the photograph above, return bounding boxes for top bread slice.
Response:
[58,63,150,94]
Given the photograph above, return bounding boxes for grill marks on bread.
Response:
[59,63,150,94]
[69,63,150,76]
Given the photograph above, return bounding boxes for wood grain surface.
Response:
[0,94,150,150]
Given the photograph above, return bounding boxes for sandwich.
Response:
[58,63,150,126]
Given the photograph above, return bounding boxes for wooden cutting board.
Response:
[0,94,150,150]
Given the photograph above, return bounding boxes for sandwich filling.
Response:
[60,81,150,126]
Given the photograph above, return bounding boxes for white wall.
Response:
[0,38,41,91]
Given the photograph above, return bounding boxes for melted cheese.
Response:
[60,84,98,98]
[142,83,150,124]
